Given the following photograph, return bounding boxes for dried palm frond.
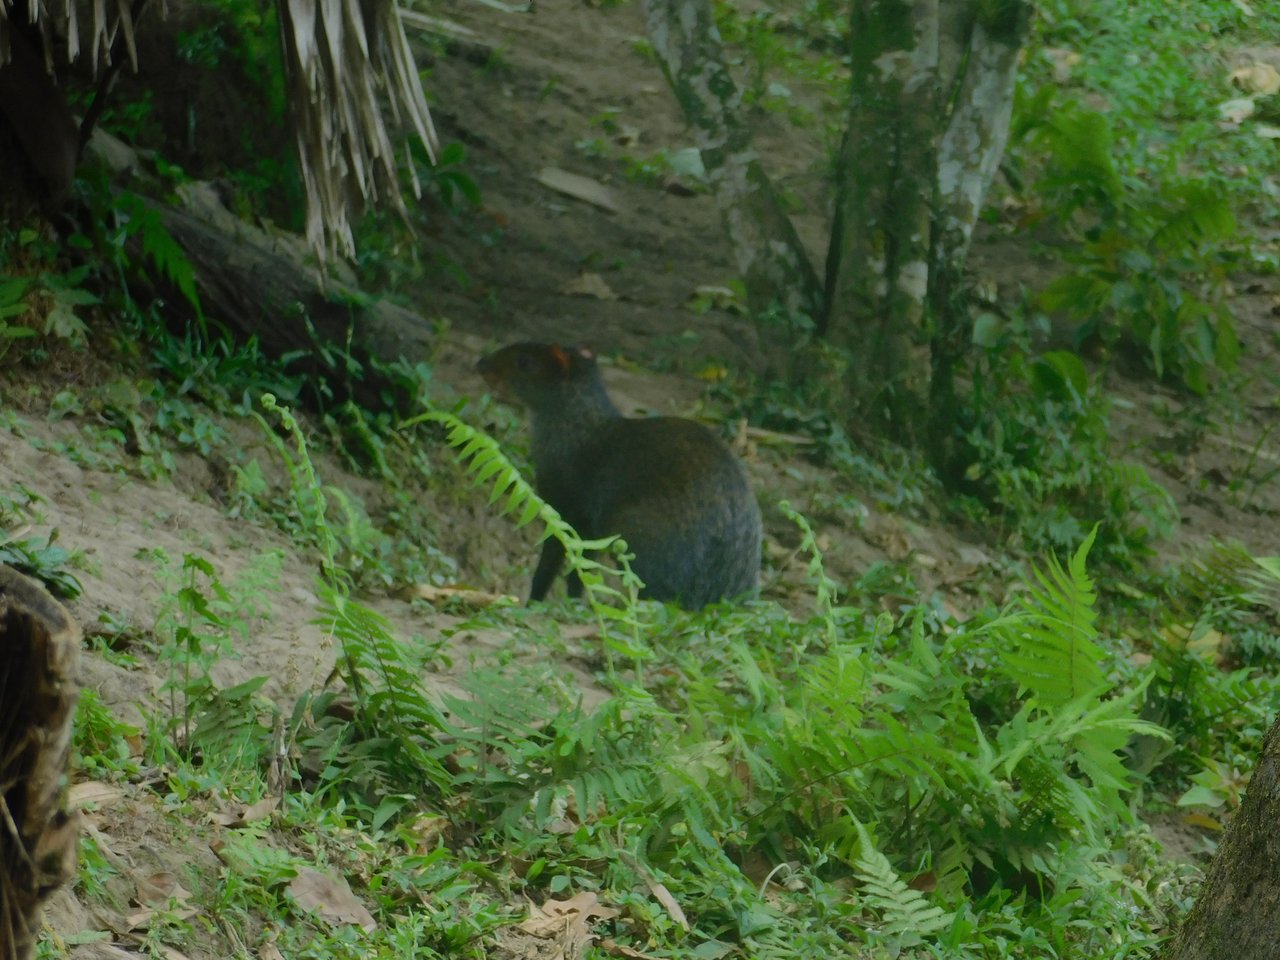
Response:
[0,0,149,73]
[4,0,439,264]
[279,0,439,261]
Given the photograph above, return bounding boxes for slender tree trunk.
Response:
[927,3,1031,476]
[1163,712,1280,959]
[641,0,822,322]
[825,0,940,442]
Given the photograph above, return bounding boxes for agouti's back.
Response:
[477,342,761,609]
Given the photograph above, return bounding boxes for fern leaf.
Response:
[853,822,953,939]
[996,526,1109,707]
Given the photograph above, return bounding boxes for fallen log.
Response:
[153,182,436,410]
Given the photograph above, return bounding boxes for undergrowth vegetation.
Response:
[11,355,1267,957]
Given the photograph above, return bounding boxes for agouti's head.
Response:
[476,342,599,408]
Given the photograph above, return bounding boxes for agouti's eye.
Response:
[516,354,534,372]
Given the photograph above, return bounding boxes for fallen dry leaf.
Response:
[121,905,199,932]
[401,813,449,852]
[71,781,125,809]
[210,796,280,828]
[133,870,192,906]
[599,938,662,959]
[68,943,140,960]
[561,272,619,300]
[641,877,688,931]
[1042,47,1081,83]
[535,167,620,213]
[287,868,377,932]
[518,890,622,952]
[1229,63,1280,95]
[1219,97,1256,123]
[394,582,516,607]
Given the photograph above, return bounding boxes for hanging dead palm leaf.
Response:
[279,0,440,260]
[1,0,439,261]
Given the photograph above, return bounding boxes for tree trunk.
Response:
[0,566,81,960]
[824,0,1030,452]
[1163,713,1280,959]
[927,2,1031,477]
[824,0,941,442]
[0,19,78,208]
[640,0,823,323]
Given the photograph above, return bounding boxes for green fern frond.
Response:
[1109,461,1179,537]
[407,408,651,664]
[777,500,842,645]
[994,525,1108,707]
[1151,183,1236,252]
[852,822,953,939]
[1176,540,1279,615]
[117,192,204,322]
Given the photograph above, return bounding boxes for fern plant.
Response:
[1133,542,1280,790]
[258,395,453,800]
[994,524,1106,706]
[851,821,953,948]
[678,528,1165,902]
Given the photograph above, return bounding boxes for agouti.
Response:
[476,342,762,609]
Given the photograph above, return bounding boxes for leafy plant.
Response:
[150,548,282,762]
[0,276,36,360]
[75,688,142,780]
[1014,93,1239,394]
[1132,542,1280,795]
[964,346,1178,566]
[111,192,205,323]
[259,395,453,803]
[0,527,83,598]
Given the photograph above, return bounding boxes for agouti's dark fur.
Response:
[477,342,762,609]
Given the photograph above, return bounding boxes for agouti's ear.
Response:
[548,345,572,374]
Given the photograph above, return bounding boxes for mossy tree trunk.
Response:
[825,0,1031,454]
[643,0,1031,468]
[1162,713,1280,959]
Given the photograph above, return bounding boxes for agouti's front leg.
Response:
[529,538,565,602]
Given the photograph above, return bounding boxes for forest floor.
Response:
[4,1,1280,958]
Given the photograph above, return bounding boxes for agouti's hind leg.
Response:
[529,538,565,602]
[565,569,584,598]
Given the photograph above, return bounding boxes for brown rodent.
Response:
[476,342,762,609]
